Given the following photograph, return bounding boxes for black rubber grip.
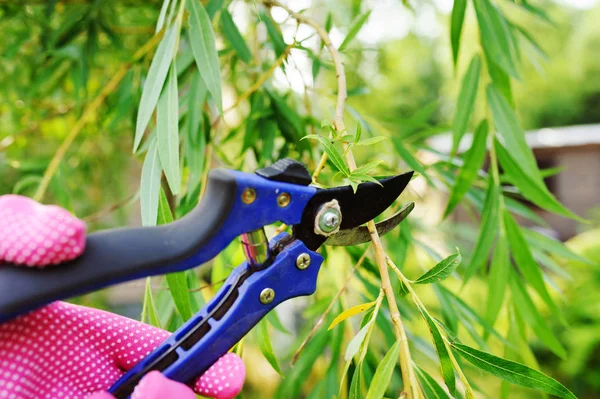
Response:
[0,169,237,322]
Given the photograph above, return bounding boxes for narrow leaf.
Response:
[349,363,363,399]
[302,134,350,176]
[415,250,462,284]
[495,141,582,221]
[451,0,467,67]
[523,228,595,266]
[166,272,193,321]
[329,301,375,331]
[140,139,162,226]
[452,55,481,155]
[416,303,456,395]
[257,319,283,375]
[345,320,373,361]
[504,211,558,315]
[156,0,172,33]
[452,343,575,398]
[261,11,286,56]
[355,136,387,146]
[445,119,488,217]
[415,366,453,399]
[157,64,180,195]
[142,278,162,328]
[485,233,509,327]
[187,0,223,111]
[473,0,519,78]
[134,25,178,151]
[463,175,499,283]
[339,11,372,52]
[220,9,252,63]
[509,273,566,358]
[365,339,401,399]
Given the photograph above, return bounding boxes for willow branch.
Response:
[265,2,417,397]
[34,31,164,202]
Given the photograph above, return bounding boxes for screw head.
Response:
[277,192,291,207]
[318,208,341,234]
[242,188,256,204]
[296,253,311,270]
[260,288,275,304]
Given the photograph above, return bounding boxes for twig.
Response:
[291,245,371,365]
[34,31,165,202]
[82,194,136,223]
[265,2,418,397]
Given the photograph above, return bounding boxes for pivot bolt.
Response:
[242,188,256,204]
[260,288,275,304]
[314,199,342,236]
[318,208,341,234]
[296,253,311,270]
[277,192,291,207]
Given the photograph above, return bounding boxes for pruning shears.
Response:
[0,158,414,399]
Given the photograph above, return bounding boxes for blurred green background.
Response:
[1,0,600,398]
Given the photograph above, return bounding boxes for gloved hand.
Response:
[0,195,246,399]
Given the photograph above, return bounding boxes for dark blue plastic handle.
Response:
[109,234,324,398]
[0,169,317,322]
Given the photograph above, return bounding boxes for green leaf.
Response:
[452,55,481,155]
[156,0,172,33]
[495,142,581,221]
[463,175,499,283]
[205,0,224,19]
[504,211,559,316]
[509,273,567,359]
[523,228,595,266]
[473,0,519,78]
[134,25,178,151]
[142,278,162,328]
[166,271,193,321]
[157,64,180,195]
[485,233,509,327]
[355,136,387,146]
[415,251,462,284]
[349,363,364,399]
[415,366,453,399]
[365,339,401,399]
[220,9,252,63]
[257,319,283,375]
[261,12,287,56]
[140,139,162,226]
[261,119,278,161]
[352,160,383,175]
[416,303,456,395]
[451,343,575,398]
[450,0,467,67]
[391,140,433,185]
[348,173,382,186]
[302,134,350,176]
[339,11,372,52]
[345,320,373,361]
[266,311,289,334]
[157,188,174,225]
[445,119,488,217]
[187,0,223,111]
[355,122,362,143]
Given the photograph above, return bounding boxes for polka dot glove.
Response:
[0,195,246,399]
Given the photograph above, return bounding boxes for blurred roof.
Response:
[429,124,600,154]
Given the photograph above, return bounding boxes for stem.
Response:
[388,258,475,399]
[34,31,164,202]
[265,2,417,397]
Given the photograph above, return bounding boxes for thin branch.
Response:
[82,194,136,223]
[34,31,165,202]
[264,2,418,397]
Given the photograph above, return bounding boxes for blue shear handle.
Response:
[109,235,323,399]
[0,169,316,323]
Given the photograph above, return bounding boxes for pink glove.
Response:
[0,195,246,399]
